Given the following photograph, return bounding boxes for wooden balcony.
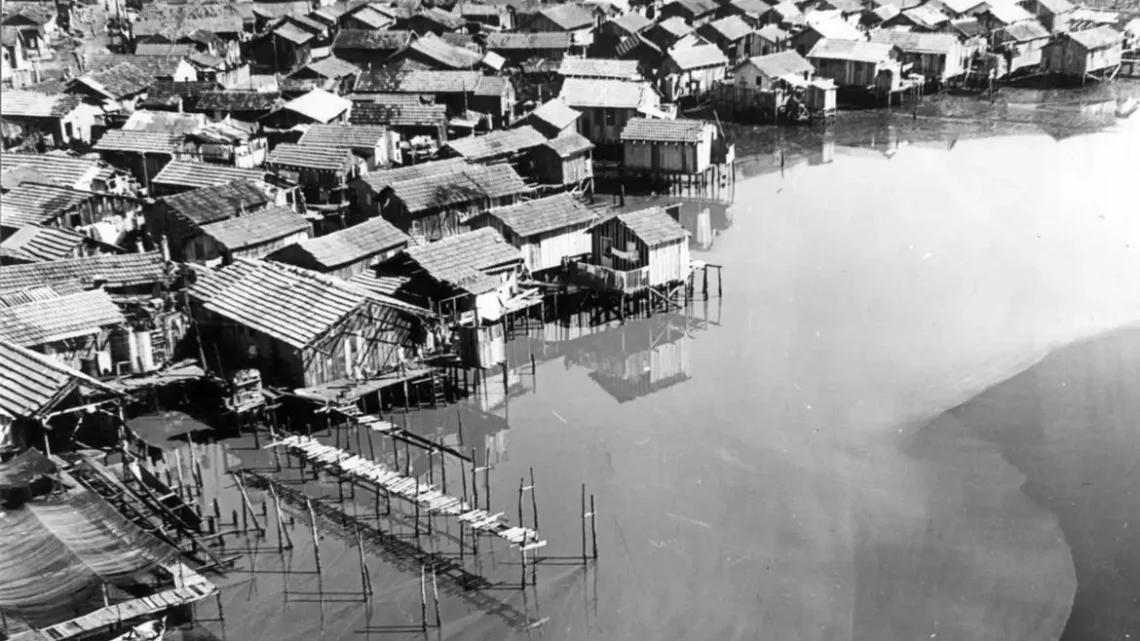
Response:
[566,261,650,294]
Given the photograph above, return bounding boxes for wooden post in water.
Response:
[269,482,292,551]
[470,448,478,510]
[432,565,442,628]
[501,361,508,397]
[484,447,491,511]
[590,494,598,559]
[233,471,264,535]
[356,525,372,596]
[438,438,447,495]
[580,484,587,564]
[419,565,428,631]
[529,467,539,532]
[307,498,322,574]
[173,449,187,500]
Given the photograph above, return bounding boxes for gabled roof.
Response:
[730,0,773,15]
[486,31,573,49]
[188,258,372,349]
[347,5,393,28]
[272,217,410,270]
[529,99,582,130]
[412,6,466,30]
[0,184,100,229]
[667,0,720,17]
[898,3,950,28]
[609,11,651,34]
[541,132,594,157]
[807,38,897,63]
[870,29,959,54]
[443,126,547,161]
[405,227,522,289]
[282,88,352,123]
[0,225,91,264]
[983,1,1035,23]
[299,123,389,152]
[401,32,483,68]
[151,161,267,191]
[1000,19,1051,41]
[196,91,283,112]
[267,143,357,172]
[484,193,596,237]
[701,15,754,42]
[358,157,470,192]
[804,16,864,39]
[70,62,155,100]
[1033,0,1074,13]
[93,128,182,155]
[937,0,987,14]
[1064,25,1123,49]
[162,181,270,226]
[737,50,814,77]
[666,44,730,70]
[299,56,361,79]
[948,16,983,36]
[592,205,687,247]
[387,163,529,213]
[621,117,709,143]
[558,57,641,79]
[197,206,311,251]
[655,16,694,39]
[333,29,414,50]
[0,289,126,347]
[559,78,655,109]
[537,3,596,30]
[0,339,120,419]
[0,91,82,119]
[349,102,448,127]
[0,252,166,292]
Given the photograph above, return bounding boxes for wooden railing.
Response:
[566,261,650,294]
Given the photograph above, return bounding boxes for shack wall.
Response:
[524,223,593,272]
[646,238,689,286]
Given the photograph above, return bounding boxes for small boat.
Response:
[112,618,166,641]
[1116,97,1138,118]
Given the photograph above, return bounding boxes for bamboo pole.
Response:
[484,447,491,512]
[580,484,587,564]
[307,498,322,574]
[529,467,539,532]
[590,494,598,559]
[269,481,292,550]
[233,471,264,534]
[356,525,372,596]
[432,565,442,628]
[471,447,478,512]
[419,565,428,631]
[173,448,187,500]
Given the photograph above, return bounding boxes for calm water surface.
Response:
[177,95,1139,641]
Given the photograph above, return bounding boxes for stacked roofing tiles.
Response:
[483,193,597,238]
[197,206,312,252]
[151,161,268,191]
[0,253,167,292]
[0,226,91,263]
[0,289,126,347]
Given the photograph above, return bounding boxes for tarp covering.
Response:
[0,485,179,628]
[0,447,56,488]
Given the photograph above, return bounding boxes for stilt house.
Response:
[470,193,598,275]
[532,133,595,188]
[620,118,721,175]
[570,206,690,294]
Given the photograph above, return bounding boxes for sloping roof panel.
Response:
[604,205,687,246]
[358,157,469,192]
[0,225,89,263]
[0,253,166,292]
[0,91,81,118]
[486,32,572,49]
[485,193,597,237]
[333,29,413,50]
[349,103,448,127]
[559,78,653,108]
[274,216,409,269]
[542,132,594,157]
[557,57,641,79]
[1066,25,1123,49]
[443,126,546,160]
[151,161,267,190]
[0,289,126,347]
[388,163,528,213]
[405,227,522,286]
[620,117,708,143]
[266,143,357,172]
[807,38,896,63]
[92,129,182,154]
[529,99,582,130]
[283,88,352,123]
[738,50,814,77]
[0,184,99,229]
[0,154,103,189]
[163,181,270,226]
[198,206,311,250]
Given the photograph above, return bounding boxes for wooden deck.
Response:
[292,366,436,404]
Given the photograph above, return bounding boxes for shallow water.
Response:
[168,100,1139,641]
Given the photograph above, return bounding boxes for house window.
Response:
[64,121,74,140]
[604,110,615,125]
[69,212,82,227]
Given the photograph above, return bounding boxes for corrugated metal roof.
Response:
[267,143,357,172]
[358,157,469,192]
[529,99,582,130]
[349,103,448,127]
[0,91,82,118]
[0,289,126,347]
[163,181,270,226]
[1066,25,1123,50]
[984,2,1035,23]
[0,252,166,292]
[275,21,316,45]
[187,258,370,349]
[92,128,182,154]
[870,30,958,54]
[151,160,267,190]
[301,56,361,79]
[486,32,572,49]
[596,205,687,247]
[558,57,641,79]
[283,88,352,124]
[403,32,483,69]
[542,131,594,157]
[485,193,597,237]
[406,227,522,287]
[198,206,311,250]
[0,225,89,263]
[610,11,652,34]
[559,78,654,109]
[655,16,693,38]
[667,44,730,70]
[444,126,546,161]
[620,117,708,143]
[0,154,103,189]
[807,38,897,63]
[299,124,388,152]
[899,4,949,28]
[0,184,99,229]
[274,216,409,269]
[388,163,529,213]
[0,339,118,418]
[738,50,813,78]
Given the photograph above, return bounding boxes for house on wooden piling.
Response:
[1019,0,1075,32]
[0,288,126,373]
[526,99,583,139]
[661,0,721,27]
[185,205,312,264]
[807,39,902,90]
[569,205,690,295]
[438,125,547,165]
[594,13,653,56]
[350,157,471,219]
[144,180,271,260]
[995,20,1052,74]
[470,193,598,275]
[265,142,359,207]
[732,50,813,92]
[532,133,595,188]
[1041,26,1124,79]
[869,31,967,82]
[565,313,692,402]
[976,2,1037,32]
[659,44,730,101]
[559,78,661,147]
[789,17,863,57]
[620,118,722,176]
[698,16,763,61]
[187,258,426,388]
[267,216,411,280]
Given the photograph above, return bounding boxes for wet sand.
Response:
[161,105,1140,640]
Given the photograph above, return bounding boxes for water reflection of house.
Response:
[564,314,693,402]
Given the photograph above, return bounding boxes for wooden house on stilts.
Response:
[470,193,599,276]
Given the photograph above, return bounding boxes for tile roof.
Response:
[0,225,89,263]
[557,57,640,79]
[196,91,282,112]
[283,88,353,123]
[415,6,466,29]
[0,283,81,309]
[348,5,392,28]
[0,289,125,347]
[610,11,652,34]
[1001,19,1051,41]
[198,205,311,250]
[0,339,118,419]
[93,128,183,155]
[1035,0,1074,13]
[1066,25,1123,49]
[275,216,409,269]
[333,28,414,50]
[0,252,167,292]
[123,110,207,134]
[135,42,198,57]
[0,184,99,229]
[301,56,361,79]
[348,102,448,127]
[807,38,897,63]
[984,1,1035,23]
[72,63,155,100]
[538,4,596,30]
[354,70,488,94]
[358,157,470,192]
[0,153,104,190]
[347,92,432,105]
[0,165,50,192]
[529,99,582,129]
[559,78,654,108]
[402,32,483,68]
[738,50,814,77]
[388,163,529,213]
[275,21,317,45]
[138,80,223,109]
[188,258,372,349]
[163,181,270,226]
[485,193,596,237]
[0,91,82,119]
[486,32,572,49]
[84,53,188,79]
[406,227,522,287]
[299,124,390,153]
[667,44,730,70]
[151,160,267,190]
[541,131,594,157]
[702,15,753,41]
[599,205,687,246]
[621,117,708,143]
[870,30,959,54]
[456,2,503,17]
[267,143,357,172]
[443,125,546,160]
[899,4,950,28]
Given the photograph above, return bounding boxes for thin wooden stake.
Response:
[590,494,598,559]
[269,481,292,550]
[307,498,322,574]
[419,565,428,631]
[173,449,187,500]
[580,484,587,564]
[356,525,372,596]
[432,565,442,628]
[233,471,264,534]
[471,448,478,510]
[484,447,491,511]
[529,467,539,532]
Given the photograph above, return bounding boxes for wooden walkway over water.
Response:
[267,435,545,552]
